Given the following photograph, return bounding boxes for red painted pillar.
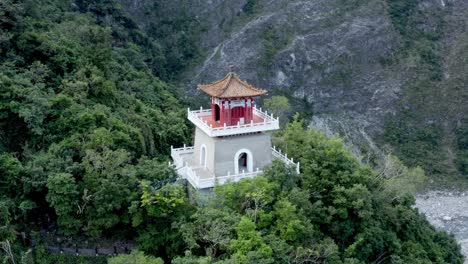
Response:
[248,97,252,123]
[220,99,225,125]
[251,98,254,121]
[244,97,248,123]
[211,97,216,121]
[244,97,249,123]
[227,99,231,125]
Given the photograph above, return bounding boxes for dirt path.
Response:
[415,191,468,263]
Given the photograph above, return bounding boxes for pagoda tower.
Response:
[171,72,299,189]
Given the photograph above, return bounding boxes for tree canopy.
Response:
[0,0,463,263]
[166,118,463,263]
[0,0,190,260]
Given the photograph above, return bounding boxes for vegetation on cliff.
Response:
[0,0,189,260]
[0,0,464,263]
[162,118,462,263]
[121,0,468,180]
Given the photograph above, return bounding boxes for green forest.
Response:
[0,0,464,263]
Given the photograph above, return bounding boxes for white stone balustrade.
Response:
[187,106,279,137]
[272,145,300,174]
[171,145,300,189]
[170,145,194,168]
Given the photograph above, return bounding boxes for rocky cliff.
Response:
[120,0,468,178]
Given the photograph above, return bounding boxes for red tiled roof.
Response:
[198,72,267,98]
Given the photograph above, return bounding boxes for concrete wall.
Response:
[194,127,217,172]
[193,127,272,177]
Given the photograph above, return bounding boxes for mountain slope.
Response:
[121,0,468,179]
[0,0,189,240]
[0,1,465,262]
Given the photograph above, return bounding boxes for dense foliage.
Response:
[0,0,464,263]
[119,0,205,80]
[109,249,163,264]
[0,0,190,260]
[160,118,462,263]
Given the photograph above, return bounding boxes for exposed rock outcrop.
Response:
[121,0,468,171]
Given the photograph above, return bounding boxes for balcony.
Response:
[187,106,279,137]
[171,145,300,189]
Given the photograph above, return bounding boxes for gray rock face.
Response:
[175,1,410,163]
[120,0,405,159]
[121,0,468,163]
[190,0,403,137]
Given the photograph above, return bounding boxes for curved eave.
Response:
[197,72,268,99]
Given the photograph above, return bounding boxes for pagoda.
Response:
[171,73,299,189]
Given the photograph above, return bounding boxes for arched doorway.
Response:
[234,148,253,174]
[200,144,207,168]
[214,104,221,122]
